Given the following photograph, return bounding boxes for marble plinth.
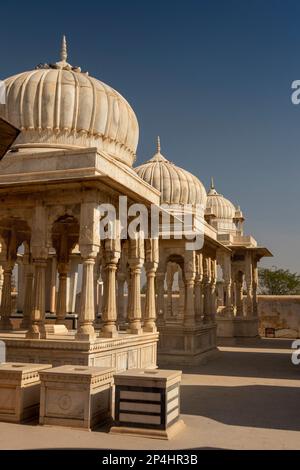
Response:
[39,365,115,429]
[111,368,184,440]
[0,331,158,371]
[0,362,52,423]
[157,322,218,366]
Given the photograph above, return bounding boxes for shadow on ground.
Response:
[159,338,299,380]
[181,383,300,431]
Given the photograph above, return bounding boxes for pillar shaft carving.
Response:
[183,252,196,327]
[127,237,144,334]
[144,237,159,333]
[0,261,14,330]
[203,255,212,323]
[56,262,69,325]
[195,253,203,323]
[21,253,33,329]
[101,246,120,338]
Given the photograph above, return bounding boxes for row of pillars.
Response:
[0,240,158,340]
[218,251,258,317]
[155,254,218,327]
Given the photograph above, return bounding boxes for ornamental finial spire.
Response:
[211,176,215,190]
[61,35,67,62]
[157,136,161,153]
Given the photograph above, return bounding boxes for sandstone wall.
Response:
[258,295,300,338]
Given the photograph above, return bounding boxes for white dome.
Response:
[135,138,207,207]
[206,179,237,233]
[0,37,139,167]
[207,190,236,219]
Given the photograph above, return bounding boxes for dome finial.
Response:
[157,136,161,153]
[61,35,67,62]
[208,176,218,195]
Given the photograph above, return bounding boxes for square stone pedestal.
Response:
[0,362,52,423]
[158,322,218,366]
[217,316,259,338]
[110,369,185,440]
[39,365,115,430]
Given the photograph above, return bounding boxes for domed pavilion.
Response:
[0,38,161,368]
[0,38,272,369]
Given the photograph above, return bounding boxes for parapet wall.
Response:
[258,295,300,338]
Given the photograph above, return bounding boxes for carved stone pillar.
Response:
[76,255,97,340]
[177,269,185,322]
[96,267,104,319]
[76,200,100,340]
[49,255,57,314]
[252,263,258,317]
[0,265,3,307]
[210,259,217,321]
[56,262,69,325]
[245,280,253,316]
[195,253,203,323]
[235,274,244,317]
[144,262,158,333]
[143,239,158,333]
[222,253,233,316]
[26,204,48,338]
[26,259,47,339]
[21,254,34,329]
[127,237,144,335]
[203,256,212,323]
[117,272,126,326]
[156,271,165,325]
[0,261,14,330]
[166,266,173,320]
[67,256,79,314]
[184,273,196,327]
[127,261,143,334]
[245,253,253,317]
[17,256,25,313]
[101,248,120,338]
[183,252,196,327]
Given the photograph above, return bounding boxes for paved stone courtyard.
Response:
[0,338,299,450]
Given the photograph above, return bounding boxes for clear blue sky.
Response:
[1,0,299,272]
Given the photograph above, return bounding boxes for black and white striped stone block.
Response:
[113,369,182,432]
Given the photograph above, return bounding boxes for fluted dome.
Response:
[135,138,207,206]
[0,37,139,167]
[206,178,239,233]
[206,180,236,219]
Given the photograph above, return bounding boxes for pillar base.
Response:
[75,332,97,341]
[99,330,118,339]
[26,330,46,340]
[143,325,157,333]
[127,328,143,335]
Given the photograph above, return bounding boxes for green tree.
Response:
[258,267,300,295]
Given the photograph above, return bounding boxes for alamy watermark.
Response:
[291,339,300,365]
[99,196,205,251]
